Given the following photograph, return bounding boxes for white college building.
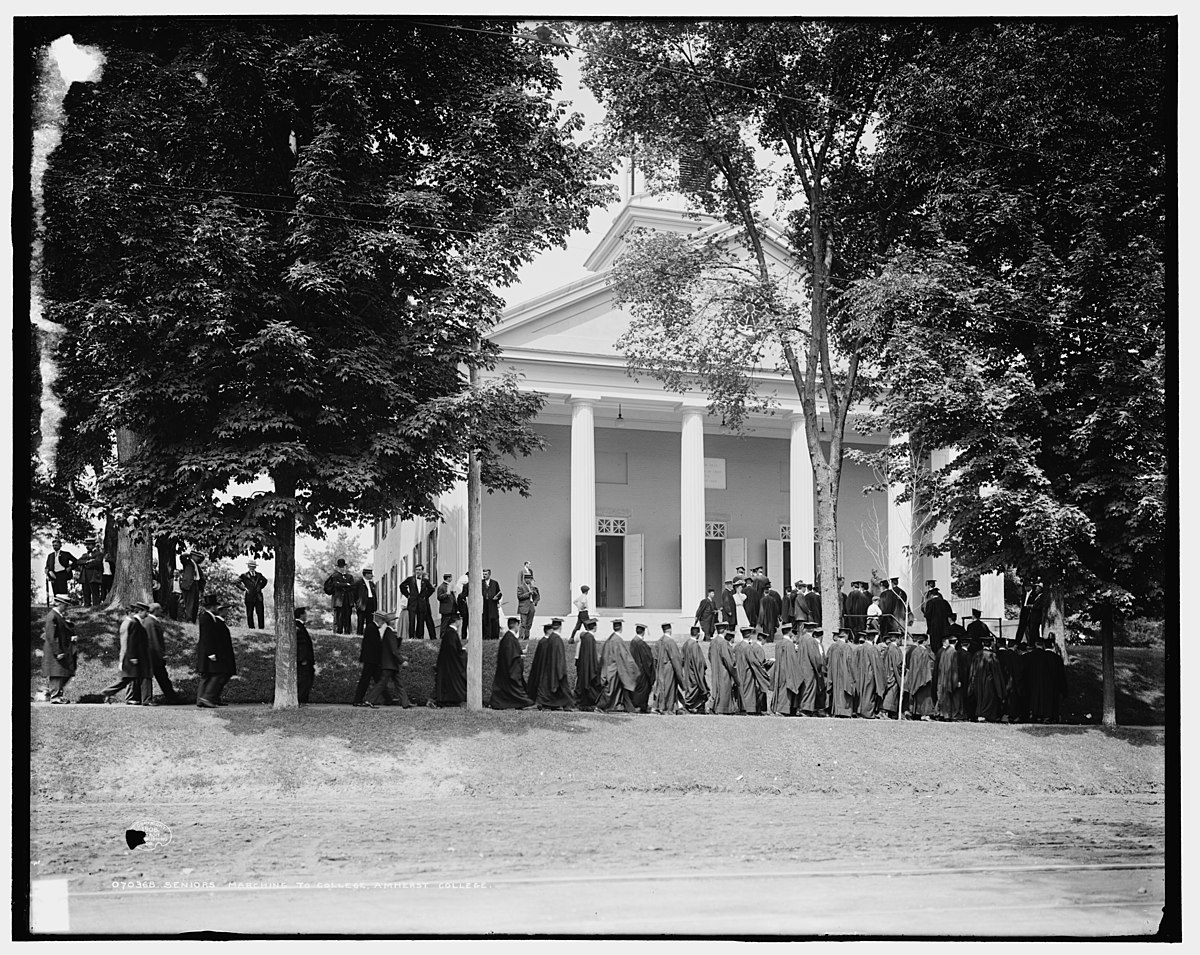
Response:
[373,200,1000,632]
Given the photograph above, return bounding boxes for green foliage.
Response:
[38,19,613,561]
[844,22,1167,616]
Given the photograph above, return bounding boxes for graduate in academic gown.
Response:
[758,583,783,640]
[770,625,802,714]
[678,626,710,713]
[921,585,953,655]
[707,624,739,714]
[935,640,962,720]
[996,638,1026,722]
[532,620,574,710]
[734,629,770,714]
[880,635,905,718]
[1026,637,1068,723]
[904,635,936,718]
[597,621,639,713]
[844,581,871,636]
[855,635,887,719]
[652,625,686,714]
[574,618,604,711]
[490,617,534,710]
[825,631,857,717]
[627,624,657,712]
[365,611,412,708]
[793,625,823,715]
[432,615,467,707]
[969,639,1007,722]
[743,576,761,628]
[525,624,551,699]
[802,585,822,626]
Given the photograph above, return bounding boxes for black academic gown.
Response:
[905,644,936,716]
[652,636,685,712]
[969,648,1006,721]
[936,644,962,719]
[734,639,770,714]
[844,589,870,635]
[758,590,782,639]
[574,630,603,710]
[881,642,904,713]
[679,638,709,713]
[708,635,739,714]
[434,626,467,705]
[196,611,236,675]
[490,630,534,709]
[533,631,574,709]
[628,636,656,712]
[770,637,802,714]
[597,633,639,713]
[794,633,823,714]
[855,641,885,718]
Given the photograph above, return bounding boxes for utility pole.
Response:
[466,358,484,710]
[1101,602,1116,727]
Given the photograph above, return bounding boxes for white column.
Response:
[929,447,955,591]
[981,572,1005,623]
[569,396,597,603]
[680,403,706,613]
[887,430,913,599]
[789,412,815,585]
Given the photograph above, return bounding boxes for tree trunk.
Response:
[1101,603,1117,727]
[467,444,483,711]
[105,428,153,609]
[1044,585,1068,663]
[272,472,298,710]
[814,466,842,632]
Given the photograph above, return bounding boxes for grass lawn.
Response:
[28,605,1166,723]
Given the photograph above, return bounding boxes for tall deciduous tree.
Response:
[847,22,1167,689]
[38,19,611,707]
[581,21,916,626]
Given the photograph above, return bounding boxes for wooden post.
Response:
[466,362,483,711]
[1101,603,1117,727]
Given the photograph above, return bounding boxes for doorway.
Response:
[705,539,724,594]
[595,535,625,608]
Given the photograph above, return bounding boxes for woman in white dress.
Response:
[733,582,750,631]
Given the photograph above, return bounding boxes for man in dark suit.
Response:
[399,564,436,641]
[144,602,180,704]
[100,540,116,601]
[179,551,206,623]
[324,558,356,634]
[719,579,737,627]
[41,594,77,702]
[237,560,268,629]
[436,573,457,638]
[354,568,379,635]
[1016,578,1047,646]
[694,587,719,640]
[44,538,77,597]
[102,602,154,704]
[196,595,236,708]
[78,538,106,607]
[890,576,909,621]
[295,606,315,705]
[481,569,502,641]
[878,580,900,640]
[364,611,411,708]
[352,608,383,706]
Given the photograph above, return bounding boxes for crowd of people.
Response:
[39,547,1066,722]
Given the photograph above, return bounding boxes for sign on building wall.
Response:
[703,457,726,489]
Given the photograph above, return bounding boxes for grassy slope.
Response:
[28,606,1166,723]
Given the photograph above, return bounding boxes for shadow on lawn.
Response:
[1013,723,1166,748]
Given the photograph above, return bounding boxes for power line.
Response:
[410,20,1060,163]
[57,178,1162,347]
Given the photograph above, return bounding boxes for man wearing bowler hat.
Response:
[102,601,154,704]
[237,560,268,630]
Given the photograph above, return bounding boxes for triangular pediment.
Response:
[490,201,806,358]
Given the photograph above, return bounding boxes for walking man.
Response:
[491,616,534,710]
[42,594,77,703]
[353,610,383,707]
[569,585,591,642]
[102,602,153,705]
[195,595,236,708]
[364,610,411,708]
[144,602,180,704]
[399,564,436,641]
[694,587,718,640]
[238,560,268,630]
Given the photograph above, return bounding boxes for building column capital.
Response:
[568,393,603,408]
